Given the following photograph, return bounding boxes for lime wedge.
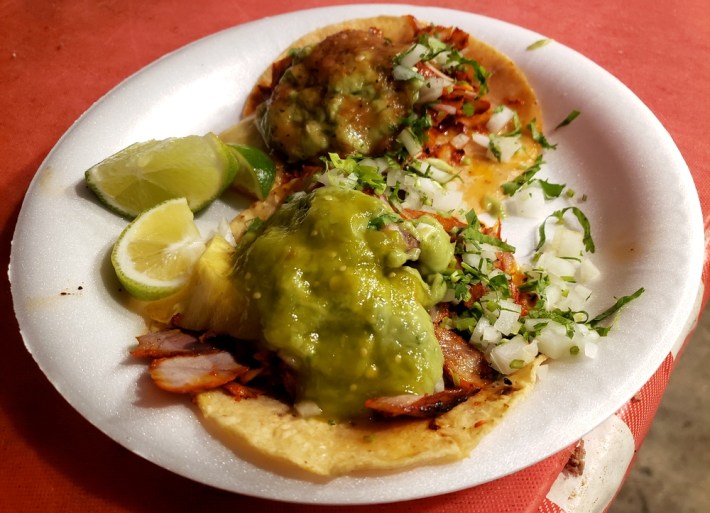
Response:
[229,143,276,200]
[85,133,238,218]
[111,197,206,300]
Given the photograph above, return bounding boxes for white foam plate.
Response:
[9,3,704,505]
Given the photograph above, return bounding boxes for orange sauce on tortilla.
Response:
[460,135,541,213]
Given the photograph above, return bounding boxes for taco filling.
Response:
[124,16,640,476]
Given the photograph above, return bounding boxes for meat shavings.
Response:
[131,329,216,358]
[364,388,475,418]
[149,352,248,393]
[133,327,297,401]
[401,208,468,233]
[223,381,263,401]
[435,325,494,389]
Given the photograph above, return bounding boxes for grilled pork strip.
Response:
[149,352,248,393]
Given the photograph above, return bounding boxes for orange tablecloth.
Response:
[2,1,708,512]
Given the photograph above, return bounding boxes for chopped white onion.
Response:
[471,316,502,348]
[566,283,593,311]
[535,321,574,359]
[488,336,538,374]
[417,78,449,103]
[483,325,502,344]
[431,184,463,212]
[461,252,484,270]
[393,64,420,82]
[579,257,601,283]
[415,161,453,183]
[386,168,405,187]
[422,59,455,81]
[415,175,441,198]
[294,400,323,417]
[543,283,563,310]
[493,300,522,335]
[317,171,358,190]
[551,226,585,258]
[537,252,577,278]
[486,105,515,134]
[432,103,457,115]
[358,157,390,174]
[506,185,546,218]
[450,132,470,149]
[400,188,422,210]
[397,128,422,157]
[474,243,499,262]
[488,135,522,163]
[471,132,490,147]
[536,363,549,381]
[422,157,456,173]
[584,340,599,359]
[432,50,451,68]
[399,43,429,68]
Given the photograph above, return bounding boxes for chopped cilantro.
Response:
[501,155,544,196]
[555,110,581,130]
[488,137,502,162]
[536,206,595,253]
[451,315,480,332]
[518,273,550,295]
[527,120,557,150]
[446,50,490,96]
[537,179,566,199]
[322,153,386,194]
[526,38,553,51]
[368,212,402,230]
[488,273,511,295]
[590,287,645,328]
[461,209,516,252]
[245,217,263,233]
[527,308,581,338]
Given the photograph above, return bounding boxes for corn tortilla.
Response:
[197,357,543,477]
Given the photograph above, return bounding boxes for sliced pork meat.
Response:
[435,325,494,390]
[131,329,216,358]
[401,208,467,233]
[365,388,474,418]
[223,381,263,400]
[149,351,248,393]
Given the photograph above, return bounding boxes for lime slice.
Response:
[229,143,276,200]
[111,197,206,300]
[85,133,238,218]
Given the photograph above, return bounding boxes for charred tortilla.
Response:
[191,15,546,477]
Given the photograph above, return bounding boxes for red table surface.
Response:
[1,1,708,512]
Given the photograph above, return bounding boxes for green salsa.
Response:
[233,186,451,418]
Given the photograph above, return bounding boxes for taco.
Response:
[136,15,547,477]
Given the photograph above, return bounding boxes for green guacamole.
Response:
[233,186,451,419]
